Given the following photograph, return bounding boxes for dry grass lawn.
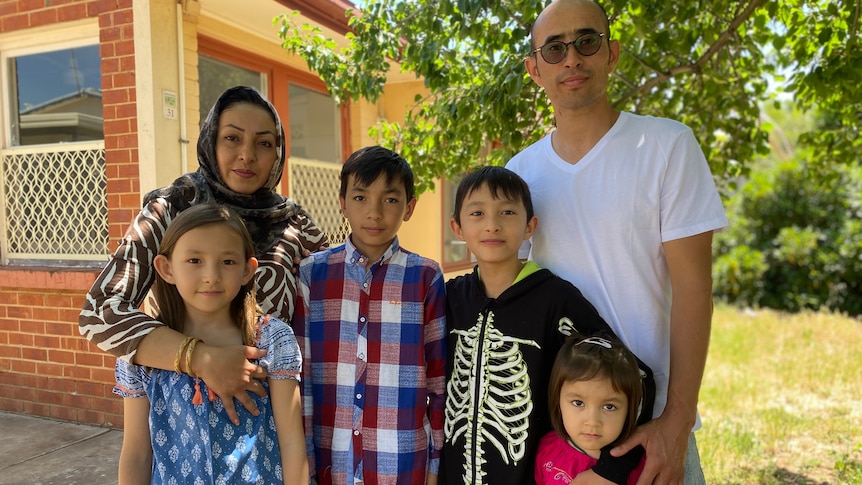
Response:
[699,305,862,484]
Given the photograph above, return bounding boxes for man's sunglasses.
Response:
[531,32,605,64]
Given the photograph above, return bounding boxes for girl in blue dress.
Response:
[114,203,308,484]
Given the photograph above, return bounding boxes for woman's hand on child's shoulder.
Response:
[193,343,268,425]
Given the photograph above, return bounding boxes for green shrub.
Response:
[714,159,862,316]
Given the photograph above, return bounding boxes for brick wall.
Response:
[0,0,138,429]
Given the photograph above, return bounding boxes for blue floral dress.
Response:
[114,316,302,484]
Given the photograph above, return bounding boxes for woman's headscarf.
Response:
[144,86,299,255]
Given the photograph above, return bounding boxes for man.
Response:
[506,1,728,484]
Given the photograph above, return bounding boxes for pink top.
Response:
[534,431,644,485]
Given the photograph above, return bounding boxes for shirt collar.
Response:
[345,235,400,267]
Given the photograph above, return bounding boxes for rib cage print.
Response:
[444,311,540,484]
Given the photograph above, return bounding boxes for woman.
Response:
[81,86,327,424]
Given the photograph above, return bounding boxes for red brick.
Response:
[18,0,44,11]
[15,386,37,402]
[104,118,130,134]
[120,193,141,208]
[29,8,58,27]
[22,401,50,418]
[0,396,24,413]
[36,389,65,406]
[21,373,47,388]
[17,293,42,306]
[100,25,121,41]
[103,88,129,104]
[8,306,33,319]
[21,347,47,361]
[35,362,62,377]
[19,320,43,333]
[0,3,19,16]
[115,103,136,119]
[0,371,21,386]
[49,349,75,365]
[77,408,105,425]
[77,380,107,398]
[115,133,138,149]
[48,377,77,393]
[99,42,115,58]
[8,333,33,347]
[75,351,104,367]
[100,73,114,90]
[46,322,74,337]
[65,392,92,409]
[1,13,29,32]
[58,3,89,22]
[64,337,88,351]
[33,334,59,349]
[64,365,91,380]
[106,178,132,194]
[10,360,35,374]
[88,0,114,17]
[0,346,20,360]
[112,8,133,25]
[34,307,61,322]
[114,40,134,56]
[0,382,16,398]
[120,55,135,71]
[50,405,79,422]
[91,367,115,383]
[0,293,18,304]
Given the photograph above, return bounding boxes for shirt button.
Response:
[362,282,368,288]
[354,430,360,436]
[356,393,362,399]
[358,353,365,360]
[360,316,366,322]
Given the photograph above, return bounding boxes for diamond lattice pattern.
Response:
[1,143,107,260]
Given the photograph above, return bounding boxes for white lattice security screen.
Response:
[288,157,349,246]
[0,142,107,263]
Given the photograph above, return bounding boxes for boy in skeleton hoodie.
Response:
[439,167,653,485]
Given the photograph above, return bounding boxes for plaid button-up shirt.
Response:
[295,236,446,485]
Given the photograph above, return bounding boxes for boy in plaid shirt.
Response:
[294,146,446,485]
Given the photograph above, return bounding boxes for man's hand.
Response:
[611,415,689,485]
[192,343,268,425]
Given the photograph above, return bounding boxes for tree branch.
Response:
[614,0,767,107]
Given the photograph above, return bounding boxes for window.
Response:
[197,55,265,125]
[197,40,349,244]
[1,35,106,264]
[6,45,103,146]
[442,174,473,270]
[288,83,341,164]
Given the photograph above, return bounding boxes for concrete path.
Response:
[0,412,121,484]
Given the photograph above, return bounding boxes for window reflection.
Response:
[198,55,264,125]
[288,83,341,164]
[8,45,102,145]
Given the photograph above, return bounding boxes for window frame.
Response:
[198,36,350,168]
[440,174,474,273]
[1,23,100,149]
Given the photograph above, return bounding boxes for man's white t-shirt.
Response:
[507,112,728,423]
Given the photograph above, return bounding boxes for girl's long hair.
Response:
[548,333,644,446]
[153,203,259,345]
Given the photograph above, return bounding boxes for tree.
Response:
[276,0,860,194]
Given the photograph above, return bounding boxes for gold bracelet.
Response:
[174,336,194,374]
[185,338,203,378]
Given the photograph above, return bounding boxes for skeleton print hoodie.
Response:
[439,262,617,485]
